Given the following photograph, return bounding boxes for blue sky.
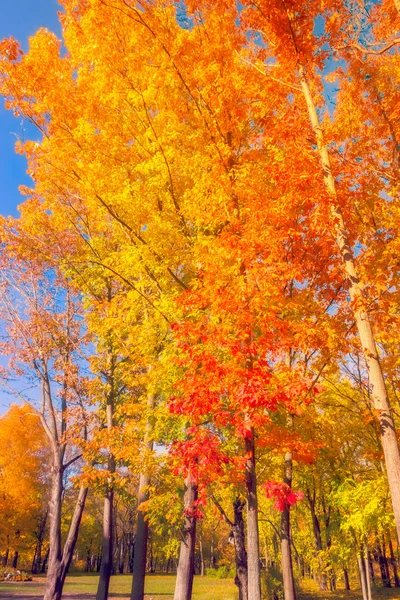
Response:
[0,0,61,218]
[0,2,61,413]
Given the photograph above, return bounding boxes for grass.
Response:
[1,573,400,599]
[0,573,238,599]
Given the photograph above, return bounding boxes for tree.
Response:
[0,404,51,569]
[0,232,90,600]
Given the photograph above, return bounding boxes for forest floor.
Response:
[0,574,399,600]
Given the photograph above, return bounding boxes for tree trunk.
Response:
[388,536,400,586]
[299,65,400,543]
[96,487,114,600]
[2,545,9,567]
[198,523,205,577]
[32,507,48,574]
[245,432,261,600]
[41,548,50,573]
[232,498,248,600]
[382,533,392,587]
[376,540,391,587]
[131,472,150,600]
[364,545,372,600]
[131,391,154,600]
[174,476,198,600]
[43,460,64,600]
[60,486,88,585]
[281,452,297,600]
[11,551,18,569]
[96,350,115,600]
[358,553,368,600]
[343,567,350,590]
[306,489,327,591]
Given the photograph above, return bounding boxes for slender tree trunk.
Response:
[174,476,198,600]
[198,523,205,577]
[210,514,215,569]
[388,537,400,586]
[210,495,248,599]
[41,548,50,573]
[377,539,391,587]
[131,471,150,600]
[96,346,115,600]
[96,486,114,600]
[382,533,392,586]
[60,485,88,585]
[11,551,18,569]
[299,66,400,543]
[369,554,375,585]
[2,544,9,567]
[232,498,248,600]
[364,544,372,600]
[343,567,350,590]
[281,452,297,600]
[358,553,368,600]
[43,459,64,600]
[307,490,327,591]
[245,432,261,600]
[131,391,154,600]
[32,507,48,574]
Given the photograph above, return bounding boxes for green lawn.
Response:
[0,573,238,599]
[1,573,400,600]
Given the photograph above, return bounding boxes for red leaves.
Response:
[262,480,304,512]
[0,37,22,61]
[170,428,229,484]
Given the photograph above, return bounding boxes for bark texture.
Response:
[358,553,368,600]
[245,432,261,600]
[131,472,150,600]
[232,498,248,600]
[281,452,297,600]
[96,488,114,600]
[174,477,198,600]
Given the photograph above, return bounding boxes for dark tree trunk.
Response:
[232,498,248,600]
[382,533,392,587]
[280,451,296,600]
[41,548,50,573]
[12,551,18,569]
[131,472,150,600]
[343,567,350,590]
[96,487,114,600]
[306,488,327,591]
[368,552,375,585]
[245,432,261,600]
[377,540,391,587]
[2,545,9,567]
[131,389,154,600]
[388,536,400,587]
[32,507,48,574]
[173,476,198,600]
